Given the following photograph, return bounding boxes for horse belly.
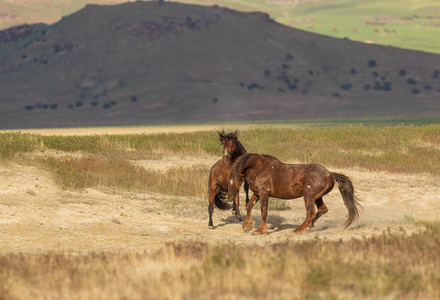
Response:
[269,173,303,199]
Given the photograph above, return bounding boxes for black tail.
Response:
[332,173,362,228]
[214,186,231,210]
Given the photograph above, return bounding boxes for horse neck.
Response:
[230,141,247,162]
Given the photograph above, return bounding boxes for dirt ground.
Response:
[1,150,439,255]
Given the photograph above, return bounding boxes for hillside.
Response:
[0,1,440,129]
[2,0,440,54]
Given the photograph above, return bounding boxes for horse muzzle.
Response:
[224,149,231,157]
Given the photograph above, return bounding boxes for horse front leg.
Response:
[233,192,242,222]
[253,192,269,235]
[243,194,259,232]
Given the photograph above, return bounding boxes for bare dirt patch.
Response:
[1,154,439,255]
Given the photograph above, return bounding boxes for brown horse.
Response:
[228,153,362,234]
[208,131,249,228]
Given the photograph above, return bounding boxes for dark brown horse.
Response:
[208,131,249,228]
[228,153,362,234]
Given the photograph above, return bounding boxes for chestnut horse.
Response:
[228,153,362,234]
[208,131,249,228]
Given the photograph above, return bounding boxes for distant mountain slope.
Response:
[0,1,439,129]
[2,0,440,54]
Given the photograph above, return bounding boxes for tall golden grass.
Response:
[1,222,439,299]
[42,155,208,197]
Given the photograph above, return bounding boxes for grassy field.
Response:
[1,124,440,299]
[176,0,440,54]
[2,123,440,180]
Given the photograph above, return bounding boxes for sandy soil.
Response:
[1,152,439,255]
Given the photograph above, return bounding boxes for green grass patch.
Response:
[177,0,440,54]
[2,124,440,178]
[0,132,42,158]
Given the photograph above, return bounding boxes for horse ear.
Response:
[218,131,225,142]
[233,131,238,139]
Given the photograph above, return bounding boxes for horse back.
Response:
[247,157,333,199]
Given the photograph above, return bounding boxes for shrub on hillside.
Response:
[407,78,416,85]
[368,60,377,67]
[340,83,352,90]
[247,83,258,90]
[288,84,297,90]
[383,81,392,91]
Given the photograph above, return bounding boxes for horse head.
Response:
[218,131,238,158]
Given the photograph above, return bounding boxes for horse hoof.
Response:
[292,229,303,235]
[252,230,267,235]
[243,227,252,233]
[208,225,215,230]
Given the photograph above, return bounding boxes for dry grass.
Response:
[1,222,439,299]
[1,125,440,299]
[2,124,439,176]
[41,155,209,198]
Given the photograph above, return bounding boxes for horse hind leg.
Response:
[244,179,250,206]
[293,194,316,234]
[311,197,328,227]
[208,184,219,229]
